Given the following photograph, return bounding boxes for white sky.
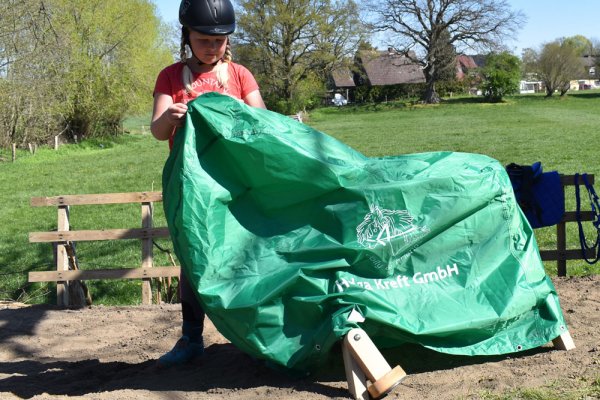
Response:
[151,0,599,55]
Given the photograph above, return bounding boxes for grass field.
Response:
[1,91,599,305]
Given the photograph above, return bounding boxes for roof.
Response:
[456,54,478,70]
[358,50,425,86]
[456,54,479,80]
[470,54,487,68]
[331,68,356,88]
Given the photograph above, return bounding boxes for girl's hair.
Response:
[180,27,232,94]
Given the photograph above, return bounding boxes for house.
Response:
[331,69,356,89]
[455,54,478,80]
[329,68,356,104]
[570,54,599,90]
[582,55,597,78]
[328,49,425,103]
[328,49,426,103]
[519,81,543,94]
[355,49,425,86]
[328,51,484,102]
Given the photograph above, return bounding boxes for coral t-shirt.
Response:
[153,61,260,147]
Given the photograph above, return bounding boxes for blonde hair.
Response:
[180,27,232,95]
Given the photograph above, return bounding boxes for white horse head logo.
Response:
[356,205,422,249]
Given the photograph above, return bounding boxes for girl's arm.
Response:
[243,90,266,109]
[151,93,188,141]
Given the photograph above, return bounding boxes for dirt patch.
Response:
[0,275,598,400]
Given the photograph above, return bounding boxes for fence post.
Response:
[12,143,16,162]
[56,205,70,306]
[556,180,567,277]
[141,201,154,304]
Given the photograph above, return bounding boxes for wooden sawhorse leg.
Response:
[552,331,576,350]
[342,328,406,399]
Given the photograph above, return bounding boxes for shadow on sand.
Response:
[0,338,552,399]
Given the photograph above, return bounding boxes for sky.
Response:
[151,0,599,55]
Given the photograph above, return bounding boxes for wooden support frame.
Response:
[552,331,576,351]
[29,191,179,306]
[341,327,575,400]
[342,340,369,400]
[342,328,406,400]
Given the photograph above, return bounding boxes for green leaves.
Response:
[481,52,521,102]
[0,0,173,145]
[236,0,364,113]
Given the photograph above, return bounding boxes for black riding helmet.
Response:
[179,0,236,35]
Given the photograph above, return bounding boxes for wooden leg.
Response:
[552,331,576,350]
[343,328,406,399]
[342,340,369,400]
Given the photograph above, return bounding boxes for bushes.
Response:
[0,79,63,148]
[352,80,471,104]
[480,52,521,102]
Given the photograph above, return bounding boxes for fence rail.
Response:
[539,174,596,276]
[29,176,594,306]
[28,191,180,306]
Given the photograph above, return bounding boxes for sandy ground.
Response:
[0,275,598,400]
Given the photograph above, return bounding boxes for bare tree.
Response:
[0,1,63,147]
[538,40,585,97]
[369,0,525,103]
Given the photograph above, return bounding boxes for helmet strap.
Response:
[183,26,222,68]
[197,60,220,67]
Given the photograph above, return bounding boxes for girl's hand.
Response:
[166,103,188,127]
[151,94,187,141]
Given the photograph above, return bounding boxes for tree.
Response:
[49,0,173,139]
[480,52,520,102]
[520,47,538,79]
[236,0,364,113]
[538,40,584,97]
[429,28,458,83]
[562,35,593,57]
[0,0,172,147]
[594,39,600,77]
[369,0,525,103]
[0,0,70,147]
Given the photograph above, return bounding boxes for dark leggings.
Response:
[179,273,206,323]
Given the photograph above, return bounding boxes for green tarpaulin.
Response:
[163,93,567,373]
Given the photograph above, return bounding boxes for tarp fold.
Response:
[163,93,566,373]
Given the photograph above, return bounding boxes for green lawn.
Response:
[309,91,600,278]
[0,133,171,305]
[1,91,599,305]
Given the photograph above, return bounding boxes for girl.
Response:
[151,0,266,368]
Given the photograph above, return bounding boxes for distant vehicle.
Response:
[332,93,348,106]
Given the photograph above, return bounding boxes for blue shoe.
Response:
[157,335,204,368]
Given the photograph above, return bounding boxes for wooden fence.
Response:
[28,175,596,306]
[539,174,596,276]
[28,192,180,306]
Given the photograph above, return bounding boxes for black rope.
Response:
[152,240,172,253]
[575,173,600,264]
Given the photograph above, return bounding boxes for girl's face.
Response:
[188,30,228,65]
